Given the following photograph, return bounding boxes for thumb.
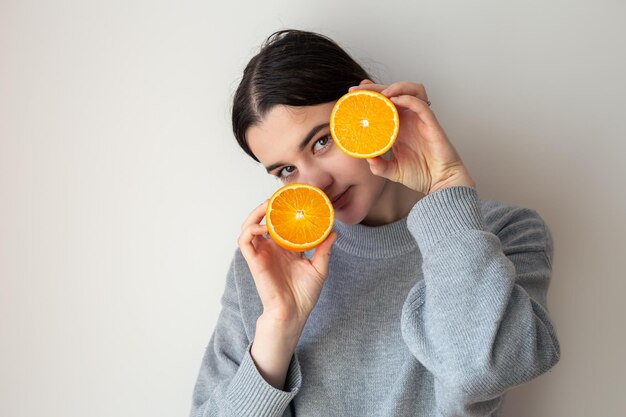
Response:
[366,156,395,180]
[310,231,338,278]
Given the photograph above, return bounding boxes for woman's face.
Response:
[246,101,389,225]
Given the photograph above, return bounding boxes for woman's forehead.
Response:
[247,102,335,161]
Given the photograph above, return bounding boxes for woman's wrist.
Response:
[257,313,305,346]
[250,314,304,390]
[429,172,476,194]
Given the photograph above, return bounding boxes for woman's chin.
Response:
[334,205,367,225]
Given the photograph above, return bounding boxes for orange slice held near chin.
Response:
[330,89,400,159]
[265,183,335,252]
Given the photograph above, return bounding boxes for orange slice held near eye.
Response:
[330,90,400,159]
[265,183,335,252]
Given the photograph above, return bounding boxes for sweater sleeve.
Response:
[189,251,302,417]
[401,186,560,415]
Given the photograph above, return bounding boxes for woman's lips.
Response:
[331,186,351,209]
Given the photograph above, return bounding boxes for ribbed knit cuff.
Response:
[407,186,485,255]
[226,342,302,416]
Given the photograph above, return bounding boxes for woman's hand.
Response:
[238,201,337,389]
[237,200,338,331]
[349,80,476,195]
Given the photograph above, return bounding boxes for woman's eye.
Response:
[313,135,332,151]
[278,166,295,179]
[276,135,333,181]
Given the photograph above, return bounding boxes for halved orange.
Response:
[265,183,335,252]
[330,89,400,158]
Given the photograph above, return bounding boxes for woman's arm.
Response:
[188,251,303,417]
[190,193,337,417]
[401,186,560,415]
[349,79,559,413]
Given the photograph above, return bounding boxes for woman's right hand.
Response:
[237,199,338,331]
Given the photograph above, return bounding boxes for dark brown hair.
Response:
[231,29,372,162]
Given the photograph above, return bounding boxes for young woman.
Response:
[189,29,560,417]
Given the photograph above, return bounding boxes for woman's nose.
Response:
[302,168,333,193]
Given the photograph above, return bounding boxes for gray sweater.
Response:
[189,186,560,416]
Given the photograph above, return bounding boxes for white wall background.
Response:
[1,0,624,416]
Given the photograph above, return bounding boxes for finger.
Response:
[238,223,268,262]
[349,82,388,94]
[381,82,428,102]
[348,79,374,92]
[367,156,398,182]
[251,232,270,251]
[390,95,438,126]
[381,82,427,99]
[241,199,269,232]
[310,232,338,278]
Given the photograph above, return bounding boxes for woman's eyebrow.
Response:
[264,123,330,173]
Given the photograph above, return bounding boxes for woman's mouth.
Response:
[331,186,352,209]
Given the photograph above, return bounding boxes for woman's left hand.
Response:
[349,80,476,195]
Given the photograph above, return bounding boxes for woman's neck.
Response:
[360,181,426,226]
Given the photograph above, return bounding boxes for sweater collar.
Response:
[329,216,418,259]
